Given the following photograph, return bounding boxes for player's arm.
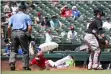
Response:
[8,25,12,39]
[27,15,32,35]
[96,20,109,47]
[8,16,13,39]
[96,20,104,36]
[29,58,37,66]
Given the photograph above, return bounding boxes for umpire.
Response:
[84,7,105,70]
[8,4,32,71]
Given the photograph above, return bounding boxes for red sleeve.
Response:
[31,58,37,65]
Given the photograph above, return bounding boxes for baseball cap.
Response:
[72,6,77,10]
[37,12,41,16]
[70,26,74,30]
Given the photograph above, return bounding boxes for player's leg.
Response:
[84,33,93,69]
[92,48,101,69]
[89,34,101,69]
[18,31,31,70]
[9,32,19,71]
[44,60,55,70]
[84,33,99,70]
[47,60,55,67]
[88,51,94,70]
[54,55,72,67]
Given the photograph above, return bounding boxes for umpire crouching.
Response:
[8,4,32,71]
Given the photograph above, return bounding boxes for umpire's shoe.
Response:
[23,67,31,70]
[9,62,15,71]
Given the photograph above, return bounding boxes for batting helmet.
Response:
[94,7,105,16]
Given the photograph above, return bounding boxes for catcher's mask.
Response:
[94,7,105,16]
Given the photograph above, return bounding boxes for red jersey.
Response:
[31,57,48,69]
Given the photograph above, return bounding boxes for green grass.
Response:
[2,70,111,74]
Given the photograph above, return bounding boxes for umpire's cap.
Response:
[19,5,27,10]
[19,2,27,10]
[94,7,105,16]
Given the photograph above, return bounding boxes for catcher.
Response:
[84,7,109,70]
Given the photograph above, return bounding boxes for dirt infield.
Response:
[1,60,87,71]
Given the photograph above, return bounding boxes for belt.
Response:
[12,29,26,32]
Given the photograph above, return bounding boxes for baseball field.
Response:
[2,70,111,74]
[1,60,111,74]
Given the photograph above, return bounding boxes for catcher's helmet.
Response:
[94,7,105,16]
